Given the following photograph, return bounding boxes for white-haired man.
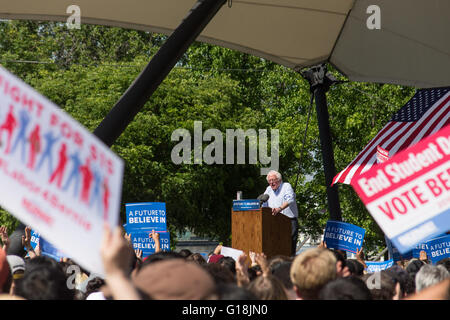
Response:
[262,170,299,256]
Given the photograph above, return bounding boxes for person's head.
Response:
[6,255,25,281]
[246,275,288,300]
[216,283,259,300]
[290,248,337,299]
[84,277,106,297]
[405,259,425,281]
[186,253,207,265]
[203,263,236,285]
[268,255,292,272]
[345,259,364,277]
[271,261,297,300]
[415,264,449,293]
[218,256,236,275]
[319,276,372,300]
[329,249,349,277]
[437,257,450,273]
[178,249,192,258]
[15,265,74,300]
[132,259,217,299]
[361,271,399,300]
[266,170,282,191]
[385,265,415,297]
[141,251,183,267]
[24,255,60,273]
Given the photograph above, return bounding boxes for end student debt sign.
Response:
[351,125,450,254]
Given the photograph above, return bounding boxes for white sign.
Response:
[0,66,124,276]
[220,246,244,261]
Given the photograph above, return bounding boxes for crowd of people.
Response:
[0,223,449,300]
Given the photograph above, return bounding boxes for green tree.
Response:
[0,20,417,254]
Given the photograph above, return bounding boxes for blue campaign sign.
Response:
[365,260,394,273]
[40,237,68,261]
[232,200,260,211]
[323,221,365,253]
[125,202,167,232]
[27,229,40,250]
[426,235,450,264]
[130,231,171,258]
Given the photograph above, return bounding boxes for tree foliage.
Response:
[0,20,416,252]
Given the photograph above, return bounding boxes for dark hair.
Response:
[405,259,425,280]
[15,265,74,300]
[25,255,60,273]
[437,257,450,273]
[178,249,192,258]
[329,249,346,267]
[319,276,372,300]
[385,265,415,296]
[361,271,397,300]
[186,253,207,265]
[271,261,293,290]
[84,277,106,297]
[203,263,236,285]
[218,256,236,275]
[346,259,365,276]
[216,283,259,300]
[141,251,183,267]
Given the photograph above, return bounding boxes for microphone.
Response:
[257,194,269,206]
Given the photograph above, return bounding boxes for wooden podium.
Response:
[231,207,291,259]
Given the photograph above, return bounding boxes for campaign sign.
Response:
[0,66,124,277]
[125,202,167,232]
[385,236,412,261]
[351,125,450,254]
[323,220,365,253]
[425,234,450,264]
[40,237,67,261]
[232,200,260,211]
[130,231,171,258]
[365,259,394,273]
[29,229,40,250]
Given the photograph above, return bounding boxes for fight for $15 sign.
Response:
[351,125,450,254]
[0,66,124,277]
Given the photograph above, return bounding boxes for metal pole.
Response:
[301,65,342,221]
[93,0,227,146]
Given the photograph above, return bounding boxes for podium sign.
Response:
[232,199,260,211]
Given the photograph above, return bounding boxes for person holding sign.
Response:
[262,170,299,256]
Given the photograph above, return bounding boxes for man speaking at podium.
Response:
[262,170,299,256]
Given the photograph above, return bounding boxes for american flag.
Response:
[332,87,450,185]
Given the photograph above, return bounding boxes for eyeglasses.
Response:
[267,178,279,183]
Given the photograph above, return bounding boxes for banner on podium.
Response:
[232,199,260,211]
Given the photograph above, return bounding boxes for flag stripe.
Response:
[346,122,412,184]
[332,122,396,184]
[333,88,450,185]
[390,96,449,154]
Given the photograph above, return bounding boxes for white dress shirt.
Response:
[262,182,298,218]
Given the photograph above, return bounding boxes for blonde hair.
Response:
[290,248,337,299]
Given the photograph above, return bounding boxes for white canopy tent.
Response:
[1,0,448,88]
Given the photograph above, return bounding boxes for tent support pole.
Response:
[93,0,227,147]
[302,65,343,221]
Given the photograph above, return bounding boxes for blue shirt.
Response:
[262,182,298,218]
